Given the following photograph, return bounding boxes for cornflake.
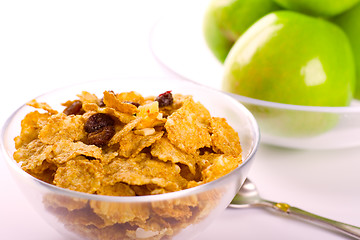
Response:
[53,158,104,194]
[210,117,242,156]
[14,89,244,240]
[165,97,212,154]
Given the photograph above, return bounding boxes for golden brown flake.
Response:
[90,201,150,225]
[27,99,58,115]
[54,158,104,194]
[14,111,51,148]
[103,153,187,191]
[103,91,138,115]
[108,117,142,146]
[200,153,242,183]
[151,136,196,175]
[151,196,198,221]
[13,139,53,172]
[82,102,136,124]
[118,131,163,158]
[39,113,86,144]
[210,117,242,156]
[165,97,211,154]
[115,91,144,105]
[43,194,88,211]
[51,139,103,165]
[97,182,136,196]
[76,91,101,105]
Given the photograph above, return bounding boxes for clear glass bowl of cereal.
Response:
[1,77,259,240]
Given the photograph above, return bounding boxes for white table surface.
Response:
[0,1,359,239]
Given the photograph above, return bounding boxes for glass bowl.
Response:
[225,93,360,150]
[0,77,259,240]
[150,6,360,150]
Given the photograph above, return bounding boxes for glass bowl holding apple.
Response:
[150,0,360,150]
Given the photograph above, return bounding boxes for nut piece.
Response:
[133,128,156,136]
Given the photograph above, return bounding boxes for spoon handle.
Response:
[264,200,360,239]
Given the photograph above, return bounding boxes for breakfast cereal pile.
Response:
[14,90,242,196]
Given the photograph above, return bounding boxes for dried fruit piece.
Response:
[83,113,115,147]
[155,91,173,108]
[84,113,114,133]
[136,101,166,129]
[158,93,188,117]
[63,100,83,116]
[87,125,115,147]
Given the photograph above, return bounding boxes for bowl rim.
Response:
[225,91,360,113]
[0,77,260,203]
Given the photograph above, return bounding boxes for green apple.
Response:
[332,3,360,99]
[273,0,360,17]
[203,0,280,63]
[222,11,355,137]
[223,11,355,107]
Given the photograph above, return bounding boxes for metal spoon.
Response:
[229,178,360,239]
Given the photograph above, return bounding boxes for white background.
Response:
[0,0,359,239]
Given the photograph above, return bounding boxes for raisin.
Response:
[87,126,115,147]
[155,91,173,107]
[63,100,83,115]
[84,113,114,133]
[124,101,140,107]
